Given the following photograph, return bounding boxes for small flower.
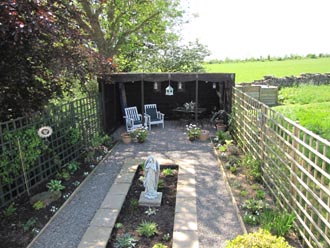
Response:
[63,193,71,199]
[89,164,95,169]
[83,171,89,176]
[50,206,58,213]
[72,181,80,187]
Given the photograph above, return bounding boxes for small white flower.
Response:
[83,172,89,176]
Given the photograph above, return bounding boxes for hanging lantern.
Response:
[178,81,182,90]
[166,74,173,95]
[165,84,173,95]
[212,82,217,89]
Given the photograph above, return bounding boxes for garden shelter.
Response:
[98,72,235,133]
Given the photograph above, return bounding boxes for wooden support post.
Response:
[195,75,198,122]
[141,75,145,126]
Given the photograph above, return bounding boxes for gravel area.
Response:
[29,121,243,248]
[29,147,123,248]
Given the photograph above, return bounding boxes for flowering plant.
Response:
[131,127,148,143]
[186,124,201,140]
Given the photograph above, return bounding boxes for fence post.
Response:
[259,105,267,161]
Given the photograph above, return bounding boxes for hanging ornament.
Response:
[213,82,217,89]
[166,75,173,95]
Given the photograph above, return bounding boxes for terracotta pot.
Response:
[199,130,209,141]
[121,133,132,144]
[216,123,227,132]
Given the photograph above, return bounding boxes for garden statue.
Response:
[143,156,160,200]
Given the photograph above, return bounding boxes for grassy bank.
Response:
[273,85,330,140]
[204,57,330,83]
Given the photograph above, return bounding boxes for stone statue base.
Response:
[138,192,162,207]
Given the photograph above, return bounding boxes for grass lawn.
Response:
[204,57,330,83]
[273,85,330,140]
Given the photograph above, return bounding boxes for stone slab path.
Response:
[28,121,243,248]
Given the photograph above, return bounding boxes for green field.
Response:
[204,57,330,83]
[273,85,330,140]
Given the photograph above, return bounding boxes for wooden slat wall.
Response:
[231,87,330,248]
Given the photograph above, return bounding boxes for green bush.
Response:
[225,229,293,248]
[114,233,137,248]
[136,220,158,237]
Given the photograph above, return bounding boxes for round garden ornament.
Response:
[38,126,53,138]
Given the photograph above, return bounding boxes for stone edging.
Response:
[27,142,119,248]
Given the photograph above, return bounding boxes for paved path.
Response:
[29,121,243,248]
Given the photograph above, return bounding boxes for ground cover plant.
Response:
[213,135,302,247]
[0,137,114,248]
[108,165,178,248]
[204,57,330,82]
[274,84,330,140]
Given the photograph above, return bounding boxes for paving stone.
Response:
[114,172,135,184]
[107,183,130,195]
[176,184,196,198]
[90,209,118,228]
[100,194,126,210]
[78,226,112,248]
[174,212,198,231]
[175,197,196,213]
[173,230,199,248]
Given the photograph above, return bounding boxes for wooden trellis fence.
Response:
[0,96,101,207]
[231,87,330,248]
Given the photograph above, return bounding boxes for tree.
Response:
[137,39,210,72]
[66,0,184,71]
[0,0,114,121]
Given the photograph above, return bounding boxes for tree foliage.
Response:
[0,0,114,121]
[68,0,184,71]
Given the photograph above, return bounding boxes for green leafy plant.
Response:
[129,199,139,211]
[47,180,65,192]
[225,228,293,247]
[243,213,259,225]
[136,220,158,237]
[67,127,81,145]
[57,170,71,181]
[218,139,234,152]
[67,161,80,174]
[260,209,296,236]
[22,217,37,232]
[115,223,124,229]
[114,233,137,248]
[0,128,45,184]
[2,202,17,217]
[153,244,168,248]
[256,189,266,200]
[215,130,232,144]
[91,132,113,147]
[242,198,266,214]
[162,168,174,176]
[240,190,247,197]
[242,154,262,182]
[33,200,46,210]
[158,179,165,189]
[145,207,158,216]
[230,165,237,174]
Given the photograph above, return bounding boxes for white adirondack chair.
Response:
[124,106,144,132]
[144,104,165,130]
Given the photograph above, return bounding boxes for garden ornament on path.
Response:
[143,156,160,200]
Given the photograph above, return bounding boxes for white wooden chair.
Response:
[124,106,145,132]
[144,104,165,130]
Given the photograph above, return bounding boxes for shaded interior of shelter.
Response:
[98,73,235,133]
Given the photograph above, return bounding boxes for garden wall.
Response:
[241,73,330,87]
[0,96,101,207]
[231,87,330,248]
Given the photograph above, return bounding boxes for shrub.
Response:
[215,130,231,143]
[114,233,137,248]
[33,201,46,210]
[2,202,16,217]
[136,220,158,237]
[153,244,168,248]
[47,180,65,192]
[260,209,296,237]
[162,168,174,176]
[225,229,293,248]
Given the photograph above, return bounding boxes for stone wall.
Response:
[241,73,330,87]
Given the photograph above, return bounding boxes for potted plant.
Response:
[186,124,201,141]
[199,130,210,141]
[132,127,148,143]
[121,132,132,144]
